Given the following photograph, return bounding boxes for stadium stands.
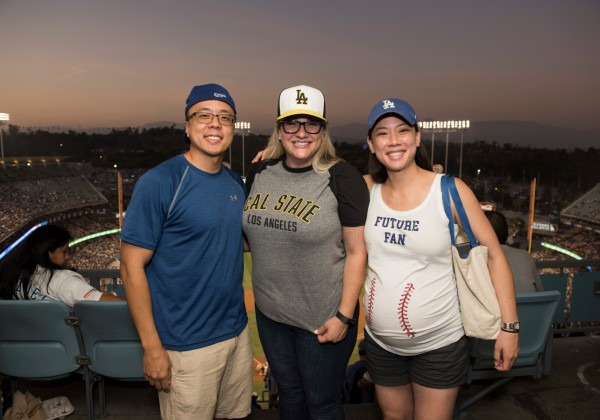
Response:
[0,161,110,240]
[2,162,599,272]
[560,183,600,231]
[0,162,144,261]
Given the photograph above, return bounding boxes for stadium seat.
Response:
[540,274,568,324]
[0,300,87,403]
[457,290,561,414]
[73,301,144,418]
[569,272,600,324]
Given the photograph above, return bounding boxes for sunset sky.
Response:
[1,0,598,134]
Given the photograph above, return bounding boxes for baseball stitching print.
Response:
[398,283,416,338]
[366,274,377,328]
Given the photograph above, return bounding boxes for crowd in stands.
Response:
[532,227,600,273]
[0,173,108,240]
[500,212,599,274]
[0,162,142,242]
[67,215,121,270]
[561,184,600,225]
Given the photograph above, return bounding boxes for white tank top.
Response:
[363,174,464,355]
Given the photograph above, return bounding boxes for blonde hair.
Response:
[263,123,341,173]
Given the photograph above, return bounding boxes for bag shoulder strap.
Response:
[441,175,454,242]
[441,174,478,247]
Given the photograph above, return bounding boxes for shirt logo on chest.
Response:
[244,193,320,224]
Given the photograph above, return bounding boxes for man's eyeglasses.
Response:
[279,120,325,134]
[187,112,236,126]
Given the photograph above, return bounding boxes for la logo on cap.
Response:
[296,89,308,105]
[382,99,395,110]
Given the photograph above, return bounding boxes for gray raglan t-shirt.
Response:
[243,159,369,331]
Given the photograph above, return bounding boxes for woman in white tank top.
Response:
[362,98,519,419]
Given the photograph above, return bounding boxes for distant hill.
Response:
[329,120,599,150]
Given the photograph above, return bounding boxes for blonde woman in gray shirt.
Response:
[243,85,369,419]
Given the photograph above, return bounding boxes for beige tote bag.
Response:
[442,175,501,340]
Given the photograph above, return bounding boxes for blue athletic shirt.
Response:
[120,154,248,351]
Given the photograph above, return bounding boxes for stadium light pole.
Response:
[418,120,470,175]
[234,121,251,176]
[458,121,470,179]
[444,130,450,172]
[0,113,9,160]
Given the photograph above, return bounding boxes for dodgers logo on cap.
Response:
[277,85,326,122]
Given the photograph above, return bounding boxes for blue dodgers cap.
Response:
[367,98,418,132]
[184,83,236,117]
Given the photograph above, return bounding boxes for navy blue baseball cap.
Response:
[185,83,236,117]
[367,98,418,132]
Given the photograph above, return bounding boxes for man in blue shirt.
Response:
[120,83,251,419]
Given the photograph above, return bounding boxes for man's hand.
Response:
[143,345,172,392]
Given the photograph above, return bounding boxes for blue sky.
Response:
[0,0,598,134]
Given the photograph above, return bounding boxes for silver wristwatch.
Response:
[501,321,520,333]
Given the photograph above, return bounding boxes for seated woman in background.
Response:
[0,224,123,305]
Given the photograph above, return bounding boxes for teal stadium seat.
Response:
[0,300,86,399]
[458,291,561,413]
[569,272,600,324]
[73,301,144,419]
[540,274,568,324]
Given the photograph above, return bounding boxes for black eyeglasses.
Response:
[187,112,236,126]
[279,120,325,134]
